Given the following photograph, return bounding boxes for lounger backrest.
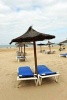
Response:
[38,65,56,75]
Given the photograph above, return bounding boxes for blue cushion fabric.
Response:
[37,65,56,75]
[60,53,67,56]
[18,66,34,77]
[17,56,26,58]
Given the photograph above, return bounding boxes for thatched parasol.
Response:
[58,39,67,51]
[10,26,55,74]
[16,42,24,53]
[46,41,55,51]
[15,42,28,53]
[37,43,45,52]
[58,43,64,51]
[60,39,67,44]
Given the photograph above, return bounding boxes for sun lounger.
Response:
[16,56,26,62]
[59,53,67,57]
[37,65,60,85]
[45,50,55,54]
[17,66,38,87]
[51,51,55,54]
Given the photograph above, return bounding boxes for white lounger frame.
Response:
[38,72,60,85]
[17,69,38,87]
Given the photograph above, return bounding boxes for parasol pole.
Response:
[33,41,38,74]
[49,44,51,51]
[23,44,25,61]
[19,46,20,52]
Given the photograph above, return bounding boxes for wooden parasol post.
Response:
[33,41,38,74]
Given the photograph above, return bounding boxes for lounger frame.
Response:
[38,72,60,85]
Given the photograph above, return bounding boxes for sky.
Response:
[0,0,67,45]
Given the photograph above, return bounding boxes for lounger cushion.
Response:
[38,65,56,75]
[17,56,26,58]
[18,66,34,78]
[60,53,67,56]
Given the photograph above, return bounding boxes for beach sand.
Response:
[0,46,67,100]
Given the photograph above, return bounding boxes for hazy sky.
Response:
[0,0,67,45]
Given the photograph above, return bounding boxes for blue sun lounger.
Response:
[17,66,38,87]
[37,65,60,85]
[59,53,67,57]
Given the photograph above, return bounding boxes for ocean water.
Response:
[0,45,16,48]
[0,43,67,48]
[0,44,33,48]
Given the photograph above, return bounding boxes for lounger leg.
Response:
[18,59,20,62]
[38,77,42,85]
[55,76,57,82]
[16,57,17,60]
[55,76,59,82]
[35,79,39,86]
[17,80,21,88]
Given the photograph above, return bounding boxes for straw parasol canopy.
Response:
[15,42,28,47]
[10,26,55,74]
[37,43,45,46]
[10,26,55,43]
[60,39,67,44]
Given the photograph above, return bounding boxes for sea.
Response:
[0,43,67,48]
[0,45,16,48]
[0,44,33,48]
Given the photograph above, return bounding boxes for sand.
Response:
[0,46,67,100]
